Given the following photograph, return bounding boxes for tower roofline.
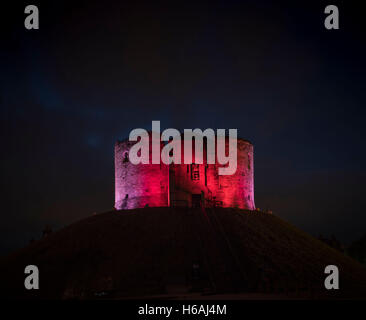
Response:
[116,132,253,146]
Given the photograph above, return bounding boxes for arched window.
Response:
[123,152,129,163]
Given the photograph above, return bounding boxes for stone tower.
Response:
[114,134,255,211]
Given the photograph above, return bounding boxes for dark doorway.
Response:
[192,194,201,208]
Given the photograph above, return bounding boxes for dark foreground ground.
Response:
[1,207,366,299]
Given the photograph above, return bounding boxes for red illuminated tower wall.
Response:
[114,138,169,210]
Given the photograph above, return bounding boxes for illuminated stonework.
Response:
[114,135,255,210]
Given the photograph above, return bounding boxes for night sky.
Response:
[1,1,365,254]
